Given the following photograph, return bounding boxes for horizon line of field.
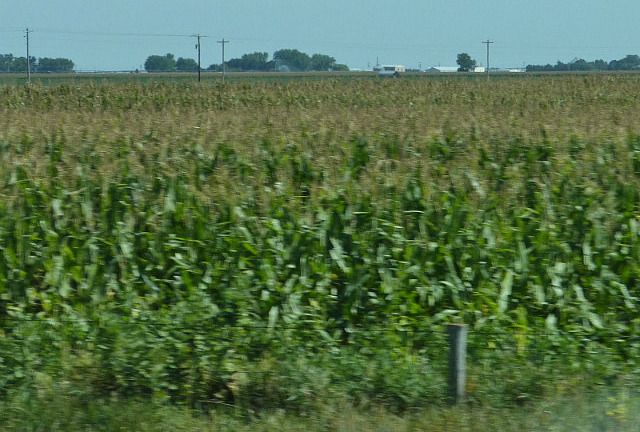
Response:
[4,69,640,78]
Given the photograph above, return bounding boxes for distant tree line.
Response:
[144,49,349,73]
[0,54,74,73]
[526,54,640,72]
[143,53,200,72]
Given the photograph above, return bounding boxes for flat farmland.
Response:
[1,74,640,427]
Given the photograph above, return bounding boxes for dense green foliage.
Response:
[210,49,348,72]
[0,54,73,73]
[175,57,198,72]
[456,53,477,72]
[36,57,75,73]
[526,53,640,72]
[223,52,272,72]
[0,75,640,413]
[144,53,177,72]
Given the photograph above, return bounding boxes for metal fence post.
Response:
[447,324,468,404]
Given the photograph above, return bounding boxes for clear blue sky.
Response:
[1,1,639,71]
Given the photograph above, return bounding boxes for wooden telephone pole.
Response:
[217,38,229,82]
[193,34,202,82]
[25,28,32,84]
[483,39,494,81]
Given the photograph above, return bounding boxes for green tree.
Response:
[593,59,608,70]
[456,53,476,72]
[0,54,14,72]
[273,49,311,71]
[226,52,270,71]
[37,57,74,73]
[527,58,608,72]
[310,53,336,71]
[9,56,36,73]
[569,59,593,71]
[609,54,640,70]
[144,53,176,72]
[241,52,270,71]
[175,57,198,72]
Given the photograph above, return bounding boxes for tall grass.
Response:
[2,381,640,431]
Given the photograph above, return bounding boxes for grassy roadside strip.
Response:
[1,380,639,431]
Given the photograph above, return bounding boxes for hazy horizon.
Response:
[2,1,640,71]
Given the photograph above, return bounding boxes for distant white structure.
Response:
[378,65,406,77]
[424,66,525,74]
[425,66,458,73]
[424,66,498,73]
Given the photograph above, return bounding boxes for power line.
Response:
[22,29,640,54]
[31,28,202,38]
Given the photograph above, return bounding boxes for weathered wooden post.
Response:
[447,323,468,404]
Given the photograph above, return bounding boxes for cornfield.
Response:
[1,74,640,409]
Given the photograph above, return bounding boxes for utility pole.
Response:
[483,39,494,81]
[217,38,229,82]
[25,28,32,84]
[193,34,202,82]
